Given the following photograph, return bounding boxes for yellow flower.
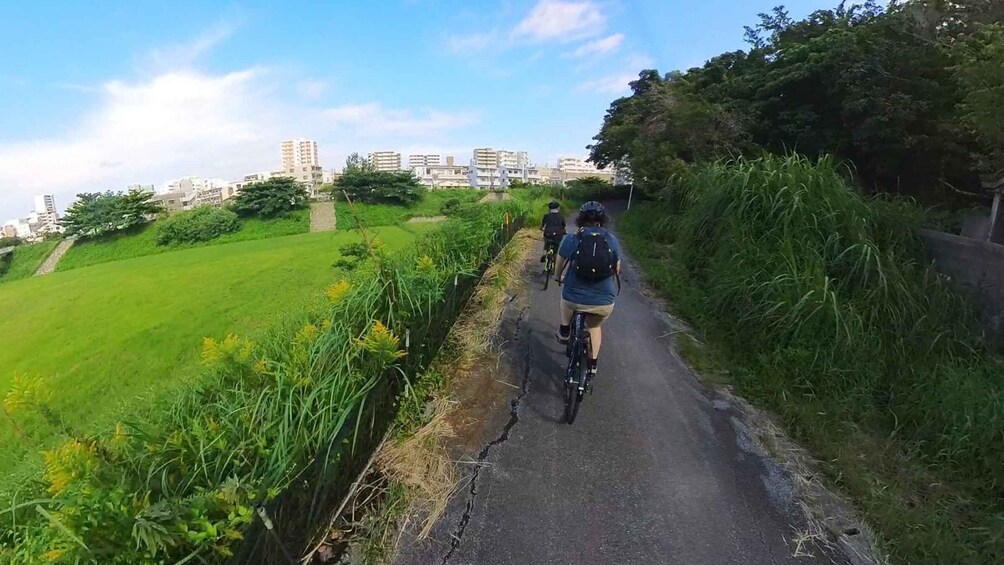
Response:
[43,549,64,562]
[417,255,435,272]
[253,359,268,374]
[3,374,48,414]
[295,323,320,345]
[356,321,406,362]
[326,280,351,304]
[111,422,128,446]
[201,337,221,365]
[321,318,332,331]
[43,439,98,496]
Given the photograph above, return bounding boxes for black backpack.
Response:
[573,228,616,281]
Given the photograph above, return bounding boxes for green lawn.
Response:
[0,224,432,494]
[0,241,58,283]
[57,208,311,272]
[335,189,481,229]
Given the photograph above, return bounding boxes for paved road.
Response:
[393,209,846,565]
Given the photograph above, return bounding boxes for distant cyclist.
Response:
[540,200,566,263]
[554,201,621,378]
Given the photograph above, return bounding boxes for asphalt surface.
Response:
[393,208,846,565]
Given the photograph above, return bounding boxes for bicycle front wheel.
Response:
[564,349,585,424]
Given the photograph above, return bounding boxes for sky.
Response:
[0,0,833,220]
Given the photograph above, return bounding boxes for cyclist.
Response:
[554,201,621,378]
[540,200,566,264]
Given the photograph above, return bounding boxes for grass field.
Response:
[335,189,481,229]
[57,208,311,272]
[0,241,58,283]
[0,223,431,494]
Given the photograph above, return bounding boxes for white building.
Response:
[408,154,442,168]
[281,138,319,169]
[553,155,616,184]
[467,161,543,189]
[34,195,56,214]
[368,151,402,171]
[472,148,529,169]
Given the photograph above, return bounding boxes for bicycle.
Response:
[562,309,592,424]
[542,244,556,290]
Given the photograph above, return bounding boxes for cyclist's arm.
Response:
[555,255,568,281]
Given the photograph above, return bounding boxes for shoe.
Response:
[555,328,570,345]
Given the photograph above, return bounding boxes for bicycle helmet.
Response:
[548,200,560,209]
[578,201,606,224]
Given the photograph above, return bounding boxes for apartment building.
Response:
[473,148,529,169]
[281,138,319,169]
[554,155,615,183]
[34,195,56,214]
[412,163,470,188]
[277,165,325,197]
[368,151,402,171]
[408,154,442,168]
[467,163,543,189]
[1,224,16,238]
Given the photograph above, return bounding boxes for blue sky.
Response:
[0,0,832,220]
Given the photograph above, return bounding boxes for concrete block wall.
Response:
[921,229,1004,351]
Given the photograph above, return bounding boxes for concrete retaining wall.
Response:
[921,229,1004,350]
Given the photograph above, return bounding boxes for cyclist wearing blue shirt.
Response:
[554,201,621,377]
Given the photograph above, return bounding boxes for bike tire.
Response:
[543,264,551,290]
[564,321,587,424]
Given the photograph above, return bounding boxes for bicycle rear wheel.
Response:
[564,315,588,424]
[543,259,552,290]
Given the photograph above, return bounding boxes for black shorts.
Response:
[543,235,563,250]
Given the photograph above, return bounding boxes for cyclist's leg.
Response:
[582,305,614,372]
[556,299,574,342]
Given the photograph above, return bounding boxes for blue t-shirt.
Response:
[558,227,621,306]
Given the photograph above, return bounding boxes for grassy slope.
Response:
[618,204,1000,565]
[0,224,432,493]
[57,208,310,272]
[0,241,59,283]
[335,189,481,229]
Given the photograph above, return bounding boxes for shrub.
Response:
[335,170,425,205]
[229,177,309,218]
[0,237,22,248]
[156,206,240,245]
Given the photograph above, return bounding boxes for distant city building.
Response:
[412,162,470,189]
[276,165,325,198]
[368,151,402,171]
[281,138,319,169]
[467,162,543,189]
[1,224,16,238]
[408,154,442,168]
[34,195,56,214]
[553,155,615,184]
[151,192,194,213]
[126,184,155,193]
[472,148,529,169]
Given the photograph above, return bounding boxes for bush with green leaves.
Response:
[155,206,241,245]
[0,237,22,248]
[622,154,1004,563]
[229,177,309,218]
[335,170,425,206]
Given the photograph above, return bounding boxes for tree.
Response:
[954,24,1004,173]
[228,177,309,218]
[60,189,163,238]
[0,237,22,248]
[344,152,375,174]
[334,170,425,206]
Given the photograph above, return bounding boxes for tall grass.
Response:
[0,201,529,563]
[622,154,1004,562]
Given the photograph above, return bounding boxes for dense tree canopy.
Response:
[60,189,163,238]
[334,169,425,206]
[589,0,1004,205]
[229,177,309,218]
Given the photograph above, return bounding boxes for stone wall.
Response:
[921,229,1004,350]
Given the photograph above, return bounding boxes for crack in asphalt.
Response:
[440,308,532,565]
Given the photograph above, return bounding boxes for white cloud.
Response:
[296,79,328,99]
[577,54,655,94]
[569,33,623,57]
[445,31,500,54]
[324,103,479,137]
[0,69,282,216]
[513,0,605,43]
[144,21,237,70]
